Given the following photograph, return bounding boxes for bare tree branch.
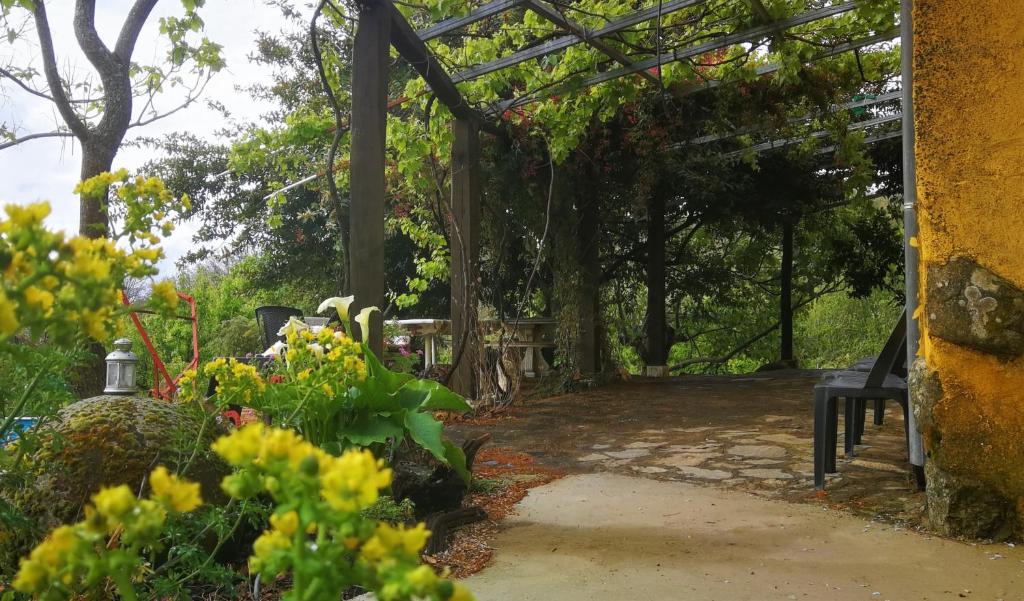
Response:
[126,71,212,129]
[32,1,89,139]
[0,130,75,151]
[72,0,119,76]
[0,66,104,105]
[0,66,54,102]
[114,0,160,63]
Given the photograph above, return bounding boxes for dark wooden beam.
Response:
[386,0,502,137]
[450,118,482,398]
[780,220,794,364]
[524,0,660,85]
[646,192,668,368]
[350,0,390,358]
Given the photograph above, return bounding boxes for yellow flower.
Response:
[23,285,55,315]
[269,511,299,536]
[81,308,110,341]
[406,565,438,590]
[212,424,265,466]
[321,383,333,396]
[151,280,179,308]
[0,290,19,336]
[92,485,136,521]
[449,583,475,601]
[149,466,202,512]
[321,449,392,512]
[4,202,50,228]
[12,525,78,594]
[250,529,291,572]
[361,523,431,562]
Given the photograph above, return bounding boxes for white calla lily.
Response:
[317,295,355,321]
[355,306,380,342]
[277,316,308,338]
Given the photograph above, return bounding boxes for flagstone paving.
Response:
[451,371,925,526]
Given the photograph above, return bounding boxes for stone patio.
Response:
[452,371,926,527]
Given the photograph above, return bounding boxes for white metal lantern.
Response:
[104,338,138,395]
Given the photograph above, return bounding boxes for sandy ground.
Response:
[463,473,1022,601]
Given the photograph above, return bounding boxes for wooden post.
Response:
[577,195,601,373]
[780,219,794,365]
[349,0,389,358]
[450,118,481,398]
[646,193,668,371]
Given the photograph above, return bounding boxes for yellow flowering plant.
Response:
[212,424,473,601]
[181,301,473,479]
[12,466,203,601]
[0,171,190,456]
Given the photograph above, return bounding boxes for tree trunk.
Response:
[576,195,601,374]
[780,219,794,365]
[71,138,119,398]
[646,193,667,367]
[78,138,117,239]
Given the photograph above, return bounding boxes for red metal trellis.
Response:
[121,290,199,400]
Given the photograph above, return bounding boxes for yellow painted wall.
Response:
[914,0,1024,505]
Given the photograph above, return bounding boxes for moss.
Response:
[0,395,228,574]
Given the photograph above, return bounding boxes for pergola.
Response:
[344,0,920,470]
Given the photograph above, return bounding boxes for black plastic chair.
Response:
[814,311,908,489]
[255,305,303,349]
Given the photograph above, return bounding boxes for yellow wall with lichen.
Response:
[914,1,1024,501]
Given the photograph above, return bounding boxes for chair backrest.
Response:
[255,305,304,348]
[866,309,908,387]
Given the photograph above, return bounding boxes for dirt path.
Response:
[463,474,1022,601]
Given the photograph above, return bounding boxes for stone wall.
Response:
[912,0,1024,538]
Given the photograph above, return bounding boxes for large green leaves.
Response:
[348,344,470,477]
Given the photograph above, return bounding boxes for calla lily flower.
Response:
[355,306,380,343]
[277,316,308,338]
[317,295,355,321]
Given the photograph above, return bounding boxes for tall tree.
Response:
[0,0,222,237]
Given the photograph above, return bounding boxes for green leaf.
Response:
[443,440,471,485]
[405,379,471,412]
[362,342,413,389]
[342,413,403,447]
[403,410,446,462]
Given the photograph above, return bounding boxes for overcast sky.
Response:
[1,0,298,274]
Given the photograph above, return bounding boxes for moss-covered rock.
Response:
[1,395,229,573]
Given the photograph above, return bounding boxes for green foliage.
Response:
[362,496,417,525]
[187,312,472,479]
[794,289,902,368]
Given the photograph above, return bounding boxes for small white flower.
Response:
[317,296,355,321]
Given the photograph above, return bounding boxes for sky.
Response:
[0,0,297,275]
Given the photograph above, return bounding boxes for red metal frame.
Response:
[121,290,199,400]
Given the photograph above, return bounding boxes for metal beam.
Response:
[454,0,707,83]
[524,0,660,84]
[724,112,903,157]
[418,0,526,41]
[687,90,902,146]
[681,28,899,96]
[386,0,503,136]
[495,1,862,112]
[813,128,901,155]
